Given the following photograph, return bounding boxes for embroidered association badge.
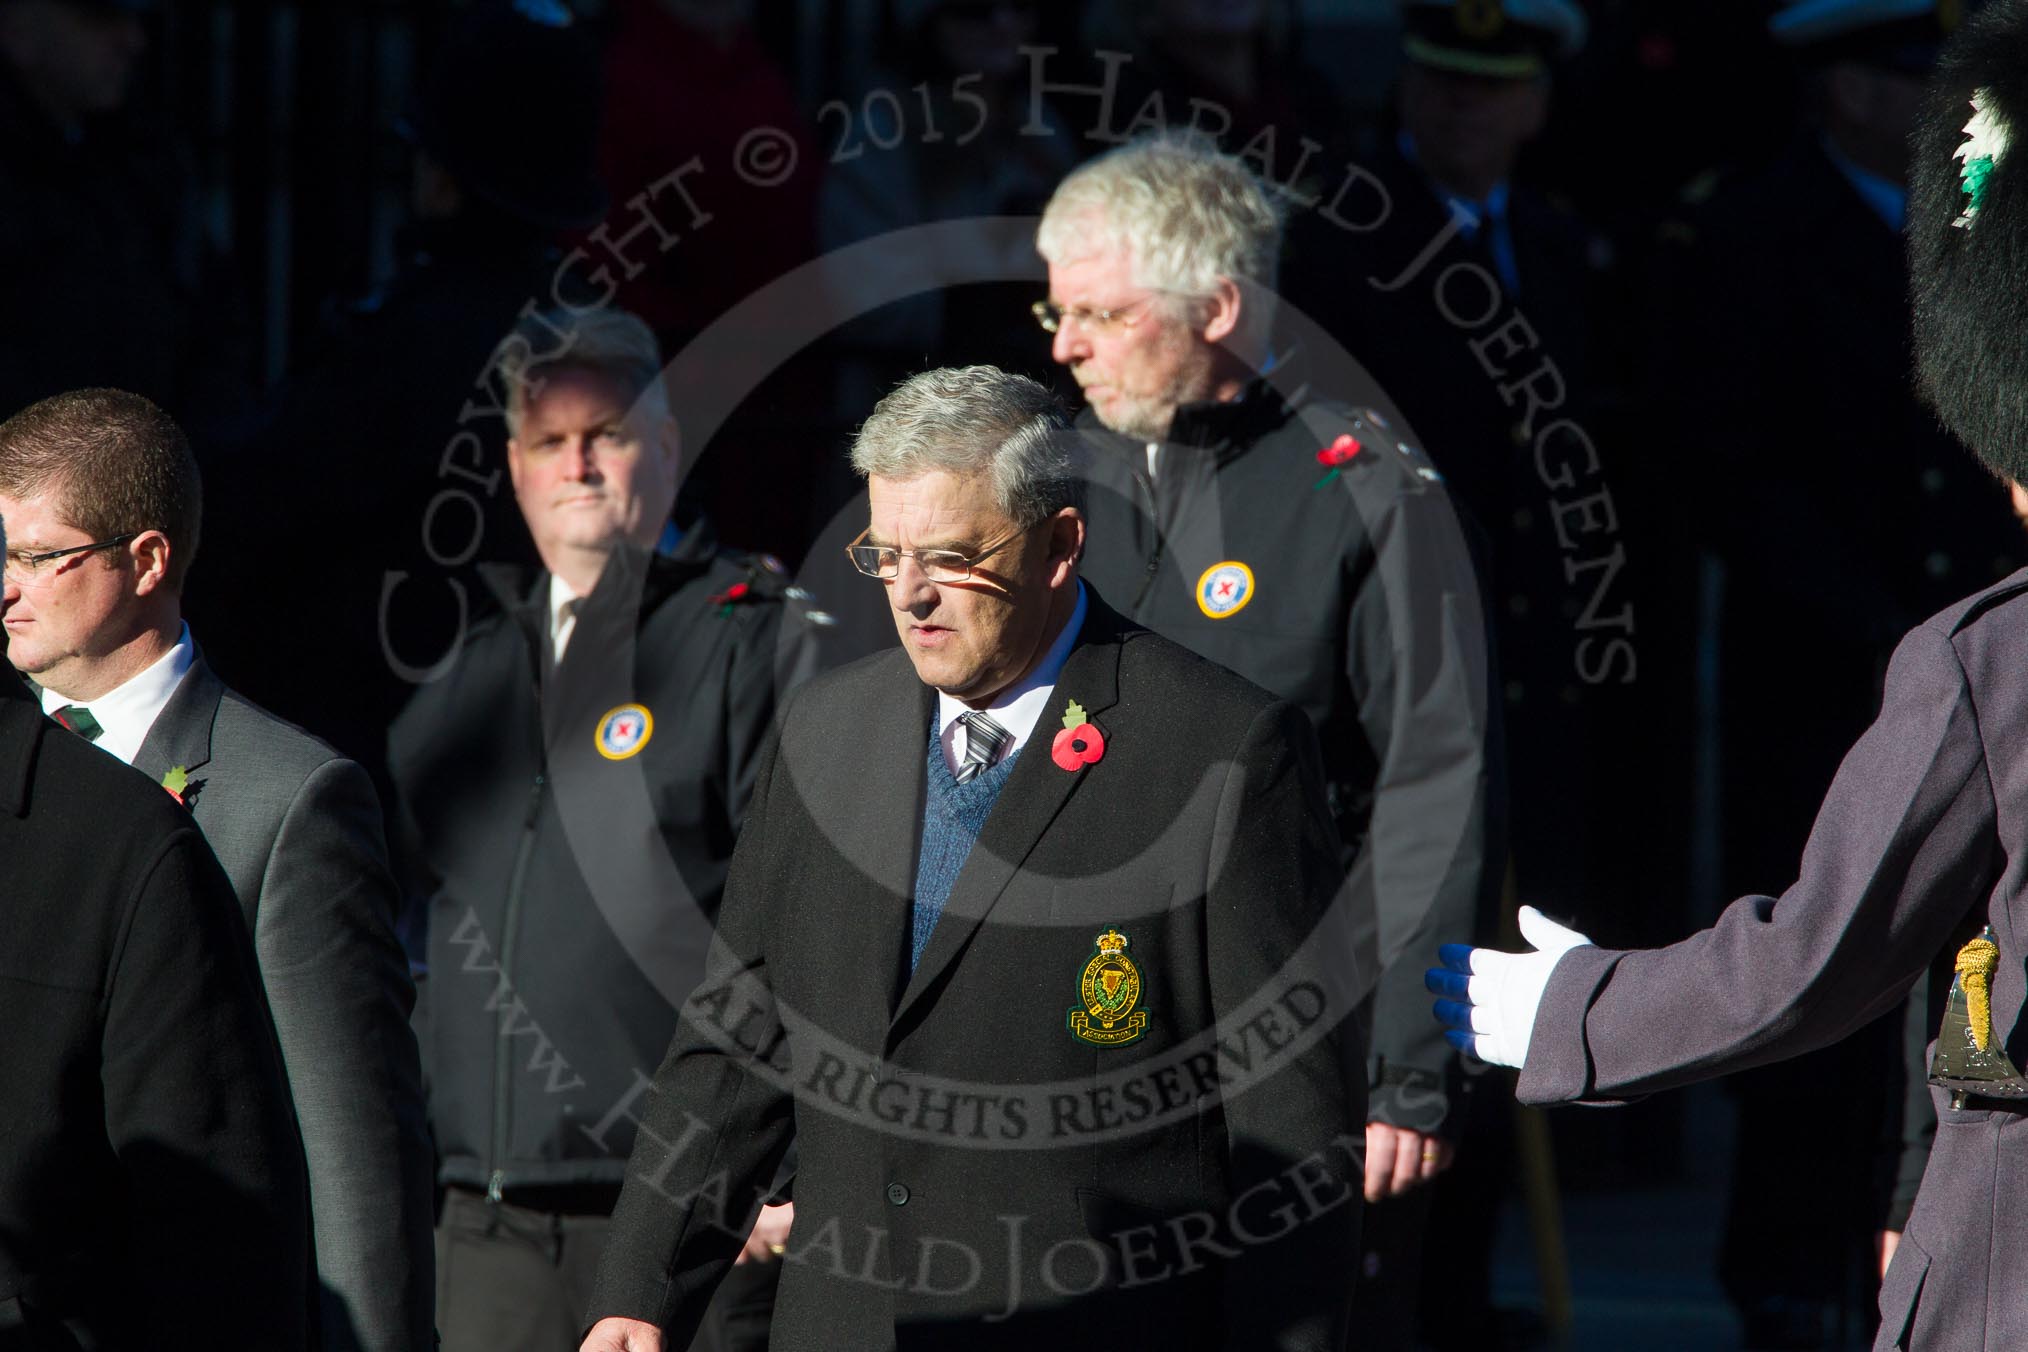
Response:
[1068,928,1149,1047]
[595,704,654,761]
[1195,561,1256,619]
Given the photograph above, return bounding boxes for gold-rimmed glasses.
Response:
[1029,295,1165,337]
[845,524,1028,582]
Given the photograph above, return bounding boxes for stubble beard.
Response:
[1083,341,1216,445]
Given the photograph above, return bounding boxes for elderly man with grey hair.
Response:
[1038,134,1496,1345]
[584,364,1370,1351]
[389,305,823,1352]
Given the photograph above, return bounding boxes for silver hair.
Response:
[1036,131,1285,301]
[497,306,669,437]
[850,366,1084,523]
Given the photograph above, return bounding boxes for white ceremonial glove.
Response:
[1425,905,1593,1068]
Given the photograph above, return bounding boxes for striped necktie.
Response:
[52,704,103,742]
[954,711,1010,784]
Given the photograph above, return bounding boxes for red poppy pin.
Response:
[161,764,192,808]
[1051,699,1106,772]
[708,580,751,616]
[1314,434,1361,489]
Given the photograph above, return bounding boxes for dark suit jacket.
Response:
[0,666,310,1349]
[132,653,433,1352]
[1517,573,2028,1351]
[589,592,1370,1351]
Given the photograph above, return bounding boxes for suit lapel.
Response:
[0,668,40,817]
[784,651,934,1009]
[888,602,1125,1035]
[131,653,223,785]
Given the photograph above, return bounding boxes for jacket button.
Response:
[886,1182,909,1206]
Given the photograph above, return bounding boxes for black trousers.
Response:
[436,1188,778,1352]
[1349,1185,1438,1350]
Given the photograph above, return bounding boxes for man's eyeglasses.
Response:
[846,525,1026,583]
[3,533,139,586]
[1030,296,1162,337]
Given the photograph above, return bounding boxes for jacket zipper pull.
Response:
[486,1169,505,1204]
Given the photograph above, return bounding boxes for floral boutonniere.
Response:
[161,764,193,808]
[707,581,753,617]
[1313,433,1361,489]
[1050,699,1106,773]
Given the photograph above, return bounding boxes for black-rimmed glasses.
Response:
[3,532,140,585]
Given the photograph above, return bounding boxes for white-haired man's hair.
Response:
[1036,132,1285,305]
[496,306,670,437]
[850,366,1085,523]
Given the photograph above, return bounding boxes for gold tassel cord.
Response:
[1957,936,2001,1053]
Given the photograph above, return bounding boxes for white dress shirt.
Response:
[39,622,195,766]
[934,581,1088,774]
[548,573,585,663]
[547,522,683,664]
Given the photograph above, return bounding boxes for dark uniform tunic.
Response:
[1654,135,2028,1320]
[1077,380,1497,1132]
[1519,572,2028,1352]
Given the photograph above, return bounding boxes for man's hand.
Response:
[1363,1121,1454,1202]
[1425,905,1593,1068]
[734,1201,794,1265]
[581,1317,664,1352]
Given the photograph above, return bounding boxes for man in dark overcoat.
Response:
[581,366,1370,1351]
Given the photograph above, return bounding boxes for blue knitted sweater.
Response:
[910,723,1020,971]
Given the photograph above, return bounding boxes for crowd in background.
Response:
[0,0,2011,1348]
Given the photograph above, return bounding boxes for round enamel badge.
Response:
[595,704,654,760]
[1195,561,1256,619]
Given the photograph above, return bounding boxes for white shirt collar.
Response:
[39,622,195,766]
[548,572,585,662]
[934,582,1088,773]
[546,524,683,662]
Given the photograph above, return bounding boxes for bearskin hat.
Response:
[1911,0,2028,483]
